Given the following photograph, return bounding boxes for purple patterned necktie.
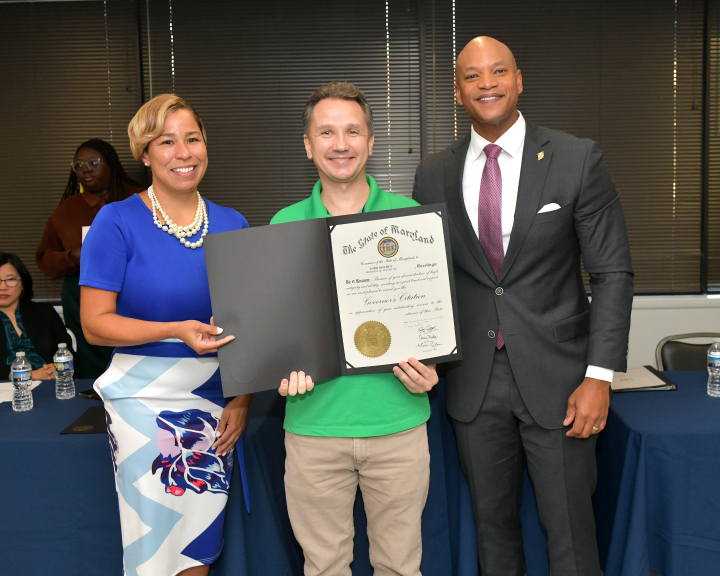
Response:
[478,143,505,349]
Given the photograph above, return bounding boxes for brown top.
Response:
[36,183,143,279]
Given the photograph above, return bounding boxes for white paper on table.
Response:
[0,380,43,404]
[611,366,676,392]
[82,226,91,243]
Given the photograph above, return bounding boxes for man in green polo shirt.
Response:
[270,81,439,576]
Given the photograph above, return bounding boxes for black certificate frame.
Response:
[205,202,462,397]
[327,203,462,376]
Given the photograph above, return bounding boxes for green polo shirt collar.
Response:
[305,174,391,219]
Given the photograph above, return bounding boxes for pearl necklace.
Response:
[148,184,209,249]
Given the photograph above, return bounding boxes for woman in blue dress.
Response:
[80,94,251,576]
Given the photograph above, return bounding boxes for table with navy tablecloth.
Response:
[594,371,720,576]
[0,379,121,575]
[2,372,719,576]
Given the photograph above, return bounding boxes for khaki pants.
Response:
[284,424,430,576]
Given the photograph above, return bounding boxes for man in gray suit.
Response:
[412,37,633,575]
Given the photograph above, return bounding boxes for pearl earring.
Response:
[144,163,149,167]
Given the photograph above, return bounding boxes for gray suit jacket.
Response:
[413,121,634,428]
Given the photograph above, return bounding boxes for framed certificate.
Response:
[205,203,461,396]
[327,205,460,374]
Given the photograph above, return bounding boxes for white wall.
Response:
[628,296,720,368]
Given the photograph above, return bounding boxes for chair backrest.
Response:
[52,304,77,352]
[65,328,78,355]
[655,333,720,371]
[53,305,64,323]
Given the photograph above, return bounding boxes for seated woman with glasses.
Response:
[36,139,143,379]
[0,252,73,380]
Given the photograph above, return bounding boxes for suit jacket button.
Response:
[495,287,503,295]
[488,330,496,338]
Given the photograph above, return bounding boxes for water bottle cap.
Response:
[59,343,67,348]
[16,352,25,357]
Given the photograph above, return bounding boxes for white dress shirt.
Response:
[461,112,613,383]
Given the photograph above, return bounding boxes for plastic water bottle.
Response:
[708,339,720,397]
[11,351,33,412]
[54,343,75,400]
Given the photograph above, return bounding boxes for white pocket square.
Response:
[537,203,561,214]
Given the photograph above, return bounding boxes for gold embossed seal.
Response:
[354,321,392,358]
[378,237,399,258]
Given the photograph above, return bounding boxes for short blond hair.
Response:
[127,94,207,161]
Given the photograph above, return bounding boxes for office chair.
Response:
[53,305,77,352]
[65,328,78,354]
[655,333,720,371]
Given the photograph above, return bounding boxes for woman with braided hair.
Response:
[36,139,143,378]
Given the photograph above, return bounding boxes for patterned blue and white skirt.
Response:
[95,348,242,576]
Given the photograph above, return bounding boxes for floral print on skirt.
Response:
[95,353,237,576]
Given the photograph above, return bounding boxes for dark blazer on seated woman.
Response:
[0,252,74,380]
[1,299,74,376]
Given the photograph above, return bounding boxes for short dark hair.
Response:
[302,81,374,136]
[0,252,34,300]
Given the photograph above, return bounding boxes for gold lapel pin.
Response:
[537,151,545,161]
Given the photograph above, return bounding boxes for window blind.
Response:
[0,0,145,299]
[0,0,711,297]
[422,0,705,294]
[139,0,423,227]
[707,0,720,290]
